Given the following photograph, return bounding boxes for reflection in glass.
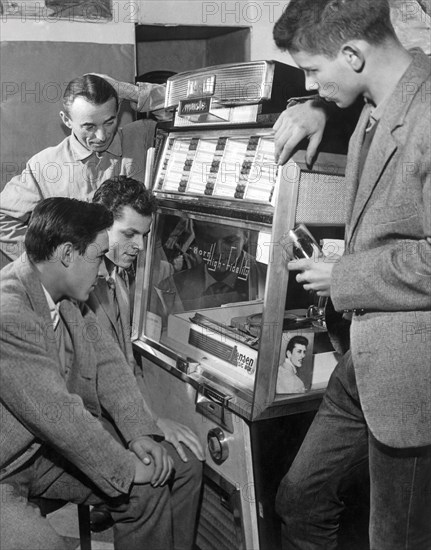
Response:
[149,214,267,324]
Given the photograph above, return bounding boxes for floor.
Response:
[47,499,369,550]
[48,503,114,550]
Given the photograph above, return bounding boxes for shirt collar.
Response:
[284,356,297,374]
[41,284,60,328]
[70,130,123,161]
[365,77,400,132]
[203,266,237,291]
[98,256,115,280]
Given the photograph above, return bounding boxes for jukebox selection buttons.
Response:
[207,427,229,464]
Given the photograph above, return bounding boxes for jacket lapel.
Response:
[346,50,431,246]
[92,278,122,343]
[59,300,100,416]
[344,104,371,233]
[15,255,59,361]
[346,123,397,244]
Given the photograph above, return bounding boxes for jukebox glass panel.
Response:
[142,210,271,391]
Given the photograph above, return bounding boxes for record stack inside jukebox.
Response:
[132,61,349,550]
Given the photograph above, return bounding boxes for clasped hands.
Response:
[129,418,205,487]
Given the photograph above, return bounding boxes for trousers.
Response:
[276,351,431,550]
[0,439,202,550]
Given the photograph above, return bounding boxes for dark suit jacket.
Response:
[0,254,160,496]
[331,50,431,448]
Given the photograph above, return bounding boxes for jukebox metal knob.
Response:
[207,427,229,464]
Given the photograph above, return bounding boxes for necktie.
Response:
[358,106,378,181]
[51,304,66,376]
[107,271,130,354]
[202,281,236,308]
[106,276,121,327]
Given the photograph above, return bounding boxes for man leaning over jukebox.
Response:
[271,0,431,548]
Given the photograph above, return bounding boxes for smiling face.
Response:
[291,50,363,108]
[65,230,109,302]
[287,343,307,369]
[60,96,118,153]
[106,205,152,269]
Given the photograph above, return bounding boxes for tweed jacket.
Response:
[87,271,144,375]
[0,254,160,496]
[331,50,431,448]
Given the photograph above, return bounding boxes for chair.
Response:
[31,498,92,550]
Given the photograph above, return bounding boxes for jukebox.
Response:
[132,61,349,550]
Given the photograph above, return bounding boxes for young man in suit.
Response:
[272,1,431,548]
[89,176,204,537]
[0,197,197,550]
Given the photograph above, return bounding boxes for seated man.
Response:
[89,176,204,535]
[0,197,199,550]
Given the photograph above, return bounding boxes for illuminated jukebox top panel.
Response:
[154,131,277,204]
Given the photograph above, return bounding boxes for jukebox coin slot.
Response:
[196,383,234,433]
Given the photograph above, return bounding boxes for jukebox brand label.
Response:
[179,98,211,116]
[233,348,255,374]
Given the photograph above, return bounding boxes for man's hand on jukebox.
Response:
[157,417,206,462]
[130,435,174,487]
[273,97,329,166]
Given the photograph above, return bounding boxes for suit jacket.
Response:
[0,254,160,496]
[87,274,150,401]
[331,50,431,448]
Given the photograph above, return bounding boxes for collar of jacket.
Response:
[380,48,430,136]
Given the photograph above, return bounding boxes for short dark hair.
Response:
[25,198,113,262]
[287,335,309,353]
[63,74,119,114]
[273,0,396,58]
[92,176,158,219]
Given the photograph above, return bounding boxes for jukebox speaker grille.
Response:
[196,480,243,550]
[296,172,346,225]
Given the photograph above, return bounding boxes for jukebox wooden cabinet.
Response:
[132,61,348,550]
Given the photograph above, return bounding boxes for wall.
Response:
[137,0,430,64]
[136,38,207,75]
[0,11,136,189]
[136,0,296,65]
[136,27,250,75]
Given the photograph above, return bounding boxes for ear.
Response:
[341,43,365,72]
[58,242,75,267]
[59,110,72,129]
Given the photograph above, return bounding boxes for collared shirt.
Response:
[41,284,60,329]
[0,120,155,260]
[366,89,393,133]
[276,357,306,394]
[41,284,71,377]
[203,266,239,292]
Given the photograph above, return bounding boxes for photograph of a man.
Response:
[277,335,309,394]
